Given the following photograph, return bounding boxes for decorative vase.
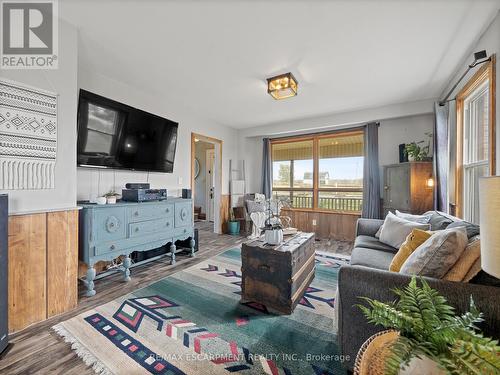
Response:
[227,221,240,235]
[106,196,117,204]
[264,228,283,245]
[96,197,107,205]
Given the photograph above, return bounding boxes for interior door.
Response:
[206,149,215,222]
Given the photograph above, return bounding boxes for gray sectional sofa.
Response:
[337,213,500,372]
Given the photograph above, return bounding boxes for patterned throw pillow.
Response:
[246,200,265,213]
[444,236,481,282]
[389,229,432,272]
[400,227,468,278]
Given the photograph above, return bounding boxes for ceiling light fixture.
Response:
[267,72,298,100]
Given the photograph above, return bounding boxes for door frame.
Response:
[205,148,215,222]
[191,133,223,233]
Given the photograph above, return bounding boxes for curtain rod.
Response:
[439,50,491,106]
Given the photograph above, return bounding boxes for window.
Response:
[271,131,363,212]
[456,56,496,224]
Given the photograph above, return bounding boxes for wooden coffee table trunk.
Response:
[241,232,315,314]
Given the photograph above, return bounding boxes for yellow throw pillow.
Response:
[389,229,432,272]
[444,237,481,282]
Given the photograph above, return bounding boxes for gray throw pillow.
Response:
[400,226,468,278]
[447,221,480,239]
[379,212,431,248]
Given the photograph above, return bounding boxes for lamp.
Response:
[479,176,500,278]
[267,72,298,100]
[426,176,434,188]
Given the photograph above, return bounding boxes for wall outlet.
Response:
[312,219,317,226]
[178,177,183,185]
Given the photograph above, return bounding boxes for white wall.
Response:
[441,10,500,174]
[239,113,434,196]
[0,20,78,214]
[76,70,239,201]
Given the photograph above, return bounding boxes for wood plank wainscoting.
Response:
[281,208,360,241]
[8,209,78,333]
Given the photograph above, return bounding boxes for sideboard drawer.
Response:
[94,207,127,242]
[129,218,174,238]
[175,202,192,227]
[128,204,174,222]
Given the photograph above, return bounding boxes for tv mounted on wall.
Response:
[77,90,178,173]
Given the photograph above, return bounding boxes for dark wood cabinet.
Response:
[383,162,434,216]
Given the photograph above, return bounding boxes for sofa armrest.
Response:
[355,218,384,237]
[336,265,500,371]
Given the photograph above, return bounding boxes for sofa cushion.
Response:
[379,212,431,248]
[350,247,395,270]
[444,236,481,282]
[389,229,433,272]
[400,226,468,278]
[447,220,480,239]
[428,212,454,231]
[354,235,398,253]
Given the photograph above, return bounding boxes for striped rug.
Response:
[54,248,349,375]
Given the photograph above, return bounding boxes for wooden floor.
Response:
[0,224,245,375]
[0,225,352,374]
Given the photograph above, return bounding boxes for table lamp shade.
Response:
[479,176,500,278]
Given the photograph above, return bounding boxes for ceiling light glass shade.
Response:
[267,72,298,100]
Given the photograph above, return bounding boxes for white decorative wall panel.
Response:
[0,80,57,189]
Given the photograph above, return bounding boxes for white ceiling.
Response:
[61,0,500,129]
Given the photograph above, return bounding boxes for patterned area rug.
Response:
[54,248,350,375]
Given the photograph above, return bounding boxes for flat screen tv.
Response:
[77,90,178,173]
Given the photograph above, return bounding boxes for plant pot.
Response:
[227,221,240,235]
[400,356,445,375]
[96,197,107,205]
[407,155,416,162]
[106,196,117,204]
[264,228,283,245]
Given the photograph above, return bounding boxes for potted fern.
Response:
[356,277,500,375]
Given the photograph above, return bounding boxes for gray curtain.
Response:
[261,138,272,198]
[362,122,381,219]
[433,102,449,212]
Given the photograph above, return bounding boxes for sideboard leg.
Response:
[123,254,131,282]
[170,243,176,265]
[86,265,96,297]
[189,238,196,257]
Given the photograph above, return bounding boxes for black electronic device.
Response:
[182,189,192,199]
[121,188,167,202]
[125,183,150,190]
[77,90,178,173]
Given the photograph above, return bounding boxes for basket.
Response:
[353,330,399,375]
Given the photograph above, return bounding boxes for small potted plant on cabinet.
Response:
[103,190,120,204]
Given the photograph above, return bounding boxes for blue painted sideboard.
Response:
[79,198,194,296]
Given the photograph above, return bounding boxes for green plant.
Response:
[404,133,433,161]
[357,277,500,375]
[103,190,119,197]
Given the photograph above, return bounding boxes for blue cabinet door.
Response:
[94,207,127,242]
[175,201,192,227]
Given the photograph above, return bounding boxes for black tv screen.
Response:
[77,90,178,173]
